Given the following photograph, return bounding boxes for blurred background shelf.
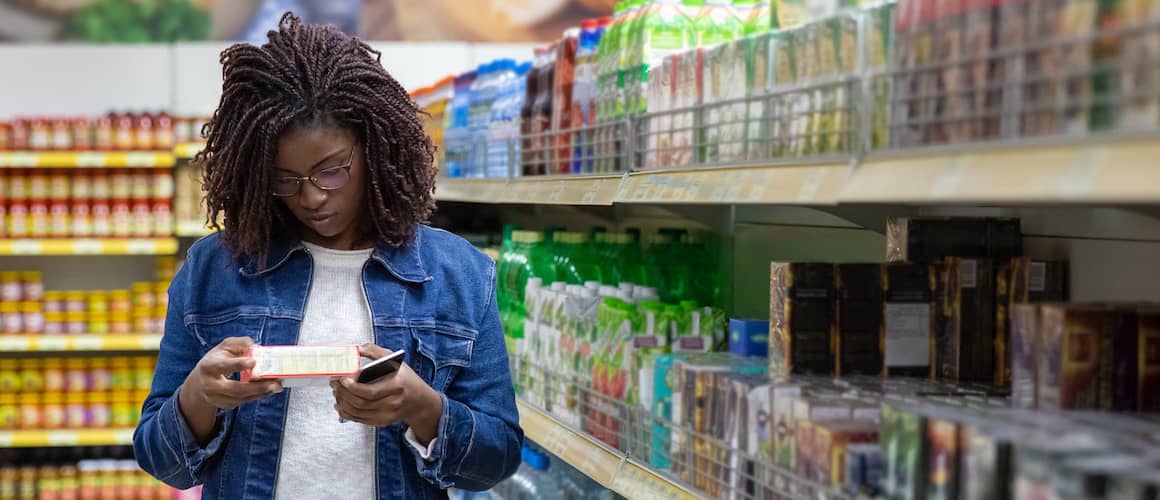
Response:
[0,151,175,168]
[0,335,162,353]
[0,239,178,256]
[173,142,204,160]
[0,429,135,448]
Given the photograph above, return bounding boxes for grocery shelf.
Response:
[841,139,1160,204]
[0,151,175,168]
[516,400,702,500]
[173,142,205,160]
[0,428,135,448]
[0,238,178,255]
[0,334,162,353]
[439,175,624,205]
[617,163,848,205]
[176,221,214,238]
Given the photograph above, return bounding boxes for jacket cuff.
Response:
[161,386,231,477]
[403,427,438,461]
[411,392,473,489]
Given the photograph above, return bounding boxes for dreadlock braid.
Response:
[196,11,437,264]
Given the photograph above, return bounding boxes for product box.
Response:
[745,383,773,498]
[1012,433,1110,500]
[672,48,704,166]
[723,375,767,500]
[1136,310,1160,413]
[837,263,884,376]
[770,262,837,377]
[934,258,996,382]
[886,217,1023,263]
[1037,304,1105,410]
[1099,307,1139,412]
[730,318,770,358]
[745,32,773,160]
[893,406,929,500]
[650,353,683,469]
[1010,304,1040,409]
[812,420,879,487]
[772,381,804,471]
[792,396,854,484]
[845,443,885,497]
[241,344,361,387]
[995,258,1069,386]
[883,262,935,378]
[958,421,1014,500]
[645,57,676,169]
[926,417,961,500]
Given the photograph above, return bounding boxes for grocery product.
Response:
[1037,304,1105,410]
[886,216,1023,263]
[728,318,769,357]
[769,262,836,376]
[241,345,361,386]
[934,258,996,382]
[883,262,935,378]
[836,263,884,376]
[0,113,175,152]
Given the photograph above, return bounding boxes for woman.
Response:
[133,12,522,499]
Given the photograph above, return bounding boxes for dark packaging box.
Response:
[1100,308,1139,412]
[935,258,996,382]
[1010,304,1040,409]
[886,216,1023,263]
[837,263,885,376]
[883,262,936,378]
[1137,310,1160,413]
[770,262,837,377]
[1037,305,1105,410]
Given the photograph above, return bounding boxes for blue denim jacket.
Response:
[133,226,523,499]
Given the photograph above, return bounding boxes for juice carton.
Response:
[744,32,774,160]
[672,48,704,165]
[651,352,688,468]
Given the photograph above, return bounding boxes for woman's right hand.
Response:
[178,336,282,444]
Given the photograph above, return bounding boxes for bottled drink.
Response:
[486,60,517,178]
[530,45,557,176]
[594,4,627,173]
[445,71,477,178]
[571,19,602,173]
[520,49,546,176]
[552,29,580,174]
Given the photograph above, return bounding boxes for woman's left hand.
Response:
[330,344,444,444]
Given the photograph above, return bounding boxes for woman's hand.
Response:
[330,344,444,445]
[178,336,283,444]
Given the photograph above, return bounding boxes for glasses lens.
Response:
[314,167,350,190]
[272,178,301,196]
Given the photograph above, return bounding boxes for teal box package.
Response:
[730,318,770,357]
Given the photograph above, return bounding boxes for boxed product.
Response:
[996,258,1069,386]
[791,396,854,485]
[769,262,837,377]
[723,374,768,500]
[772,381,805,471]
[1135,310,1160,413]
[1010,303,1041,409]
[1099,307,1139,412]
[885,217,1023,263]
[651,353,686,469]
[926,416,961,500]
[934,258,996,382]
[745,32,773,161]
[729,318,770,358]
[1013,432,1110,500]
[645,58,676,169]
[837,263,884,376]
[672,48,704,166]
[1037,304,1105,410]
[934,0,968,144]
[241,344,361,386]
[958,421,1014,500]
[845,443,885,496]
[894,405,929,500]
[883,262,935,378]
[811,420,879,487]
[963,0,999,140]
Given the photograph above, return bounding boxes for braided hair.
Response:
[196,11,436,263]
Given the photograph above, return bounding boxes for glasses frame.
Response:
[271,144,357,197]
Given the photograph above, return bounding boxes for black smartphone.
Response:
[356,350,405,384]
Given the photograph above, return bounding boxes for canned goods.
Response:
[52,119,72,150]
[20,272,41,302]
[42,291,63,313]
[49,201,70,237]
[65,359,87,393]
[64,291,85,313]
[94,116,114,150]
[151,200,171,237]
[111,200,132,238]
[131,283,155,310]
[43,359,64,393]
[110,290,131,313]
[1,303,22,334]
[7,202,29,238]
[111,392,133,427]
[132,357,154,391]
[133,308,151,334]
[65,311,86,335]
[132,201,152,237]
[88,392,110,428]
[70,202,93,237]
[28,172,48,200]
[21,302,42,334]
[86,291,108,314]
[111,358,132,391]
[42,393,65,429]
[111,169,132,200]
[19,394,42,430]
[0,360,19,393]
[88,312,109,335]
[0,272,21,302]
[70,173,91,200]
[65,393,87,429]
[28,200,49,237]
[19,359,43,392]
[91,172,110,201]
[110,311,131,335]
[155,283,168,309]
[73,118,92,150]
[0,394,16,429]
[91,201,111,237]
[43,312,64,335]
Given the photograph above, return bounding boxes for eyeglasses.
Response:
[271,145,356,197]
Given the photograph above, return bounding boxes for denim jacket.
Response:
[133,226,523,499]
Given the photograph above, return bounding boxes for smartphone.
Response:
[356,350,405,384]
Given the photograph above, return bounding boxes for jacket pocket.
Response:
[186,309,268,349]
[410,321,476,392]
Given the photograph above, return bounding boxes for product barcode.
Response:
[960,259,977,289]
[1030,262,1047,292]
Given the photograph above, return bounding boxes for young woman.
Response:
[133,13,522,499]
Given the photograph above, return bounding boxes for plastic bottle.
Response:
[486,60,517,178]
[524,450,561,499]
[554,232,602,285]
[445,71,477,178]
[572,19,601,173]
[531,45,558,176]
[552,29,580,175]
[693,0,743,48]
[520,48,545,177]
[594,4,626,173]
[509,62,532,178]
[606,232,650,286]
[616,0,646,121]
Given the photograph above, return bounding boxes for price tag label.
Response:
[548,181,565,202]
[126,240,158,254]
[0,336,30,351]
[580,181,602,204]
[37,337,70,351]
[140,335,163,349]
[73,336,105,351]
[931,156,971,198]
[113,429,135,444]
[632,182,653,201]
[72,240,104,254]
[9,240,42,255]
[125,152,157,167]
[797,167,827,202]
[1059,148,1105,196]
[74,153,106,168]
[48,432,79,446]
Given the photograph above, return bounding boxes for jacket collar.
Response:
[239,228,431,284]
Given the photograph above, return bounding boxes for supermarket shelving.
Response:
[517,399,703,500]
[0,335,162,353]
[175,221,214,238]
[0,151,175,168]
[0,238,178,256]
[173,142,205,160]
[0,428,135,448]
[439,175,624,205]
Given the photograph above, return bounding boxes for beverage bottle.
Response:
[552,28,579,174]
[520,49,545,176]
[510,61,532,178]
[496,224,516,340]
[616,0,645,122]
[607,232,650,286]
[446,71,477,178]
[487,60,517,178]
[693,0,743,48]
[467,62,492,177]
[531,44,557,176]
[524,450,561,499]
[594,4,626,173]
[572,19,601,173]
[744,0,771,34]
